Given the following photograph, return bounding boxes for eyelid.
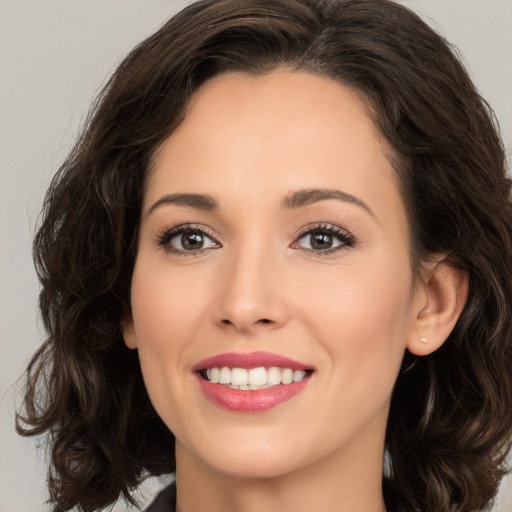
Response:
[155,221,356,256]
[156,223,221,255]
[291,222,356,254]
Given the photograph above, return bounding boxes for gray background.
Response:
[1,1,511,511]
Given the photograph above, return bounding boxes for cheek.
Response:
[128,265,207,439]
[128,263,208,409]
[130,262,207,352]
[298,256,413,381]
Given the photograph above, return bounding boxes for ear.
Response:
[121,309,138,350]
[407,260,468,356]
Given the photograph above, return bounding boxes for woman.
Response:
[16,0,512,511]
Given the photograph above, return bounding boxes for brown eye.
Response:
[170,229,217,252]
[179,232,206,250]
[294,225,354,253]
[159,226,219,254]
[309,232,335,250]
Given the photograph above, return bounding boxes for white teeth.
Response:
[231,368,248,386]
[248,367,267,386]
[219,367,231,385]
[210,367,219,384]
[267,367,282,386]
[203,366,310,388]
[293,370,306,382]
[281,368,293,385]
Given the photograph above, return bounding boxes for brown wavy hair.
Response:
[17,0,512,511]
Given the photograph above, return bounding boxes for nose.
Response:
[213,244,290,335]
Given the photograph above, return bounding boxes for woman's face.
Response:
[124,70,424,479]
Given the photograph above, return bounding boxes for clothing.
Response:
[145,481,177,512]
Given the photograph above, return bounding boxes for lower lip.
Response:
[196,375,311,413]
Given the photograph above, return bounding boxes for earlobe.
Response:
[121,311,138,350]
[407,260,468,356]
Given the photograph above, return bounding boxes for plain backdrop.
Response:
[1,1,511,511]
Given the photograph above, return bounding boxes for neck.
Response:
[174,423,387,512]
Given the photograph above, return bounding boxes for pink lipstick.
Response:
[192,351,311,371]
[193,351,314,413]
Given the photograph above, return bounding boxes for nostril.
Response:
[221,318,271,325]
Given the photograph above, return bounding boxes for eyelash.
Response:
[293,223,356,255]
[156,222,356,256]
[156,223,219,256]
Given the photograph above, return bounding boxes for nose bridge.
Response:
[214,233,288,332]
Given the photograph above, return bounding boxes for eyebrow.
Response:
[146,188,374,217]
[146,193,218,216]
[281,188,374,217]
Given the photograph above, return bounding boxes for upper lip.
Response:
[192,351,313,371]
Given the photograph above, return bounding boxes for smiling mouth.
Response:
[193,351,315,411]
[199,366,314,390]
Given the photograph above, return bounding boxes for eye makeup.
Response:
[156,223,220,256]
[292,222,356,255]
[155,220,357,258]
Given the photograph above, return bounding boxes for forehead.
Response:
[146,70,405,227]
[154,70,385,167]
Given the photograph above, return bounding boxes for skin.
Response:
[123,70,467,512]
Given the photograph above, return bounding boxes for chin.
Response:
[182,429,308,480]
[208,451,302,480]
